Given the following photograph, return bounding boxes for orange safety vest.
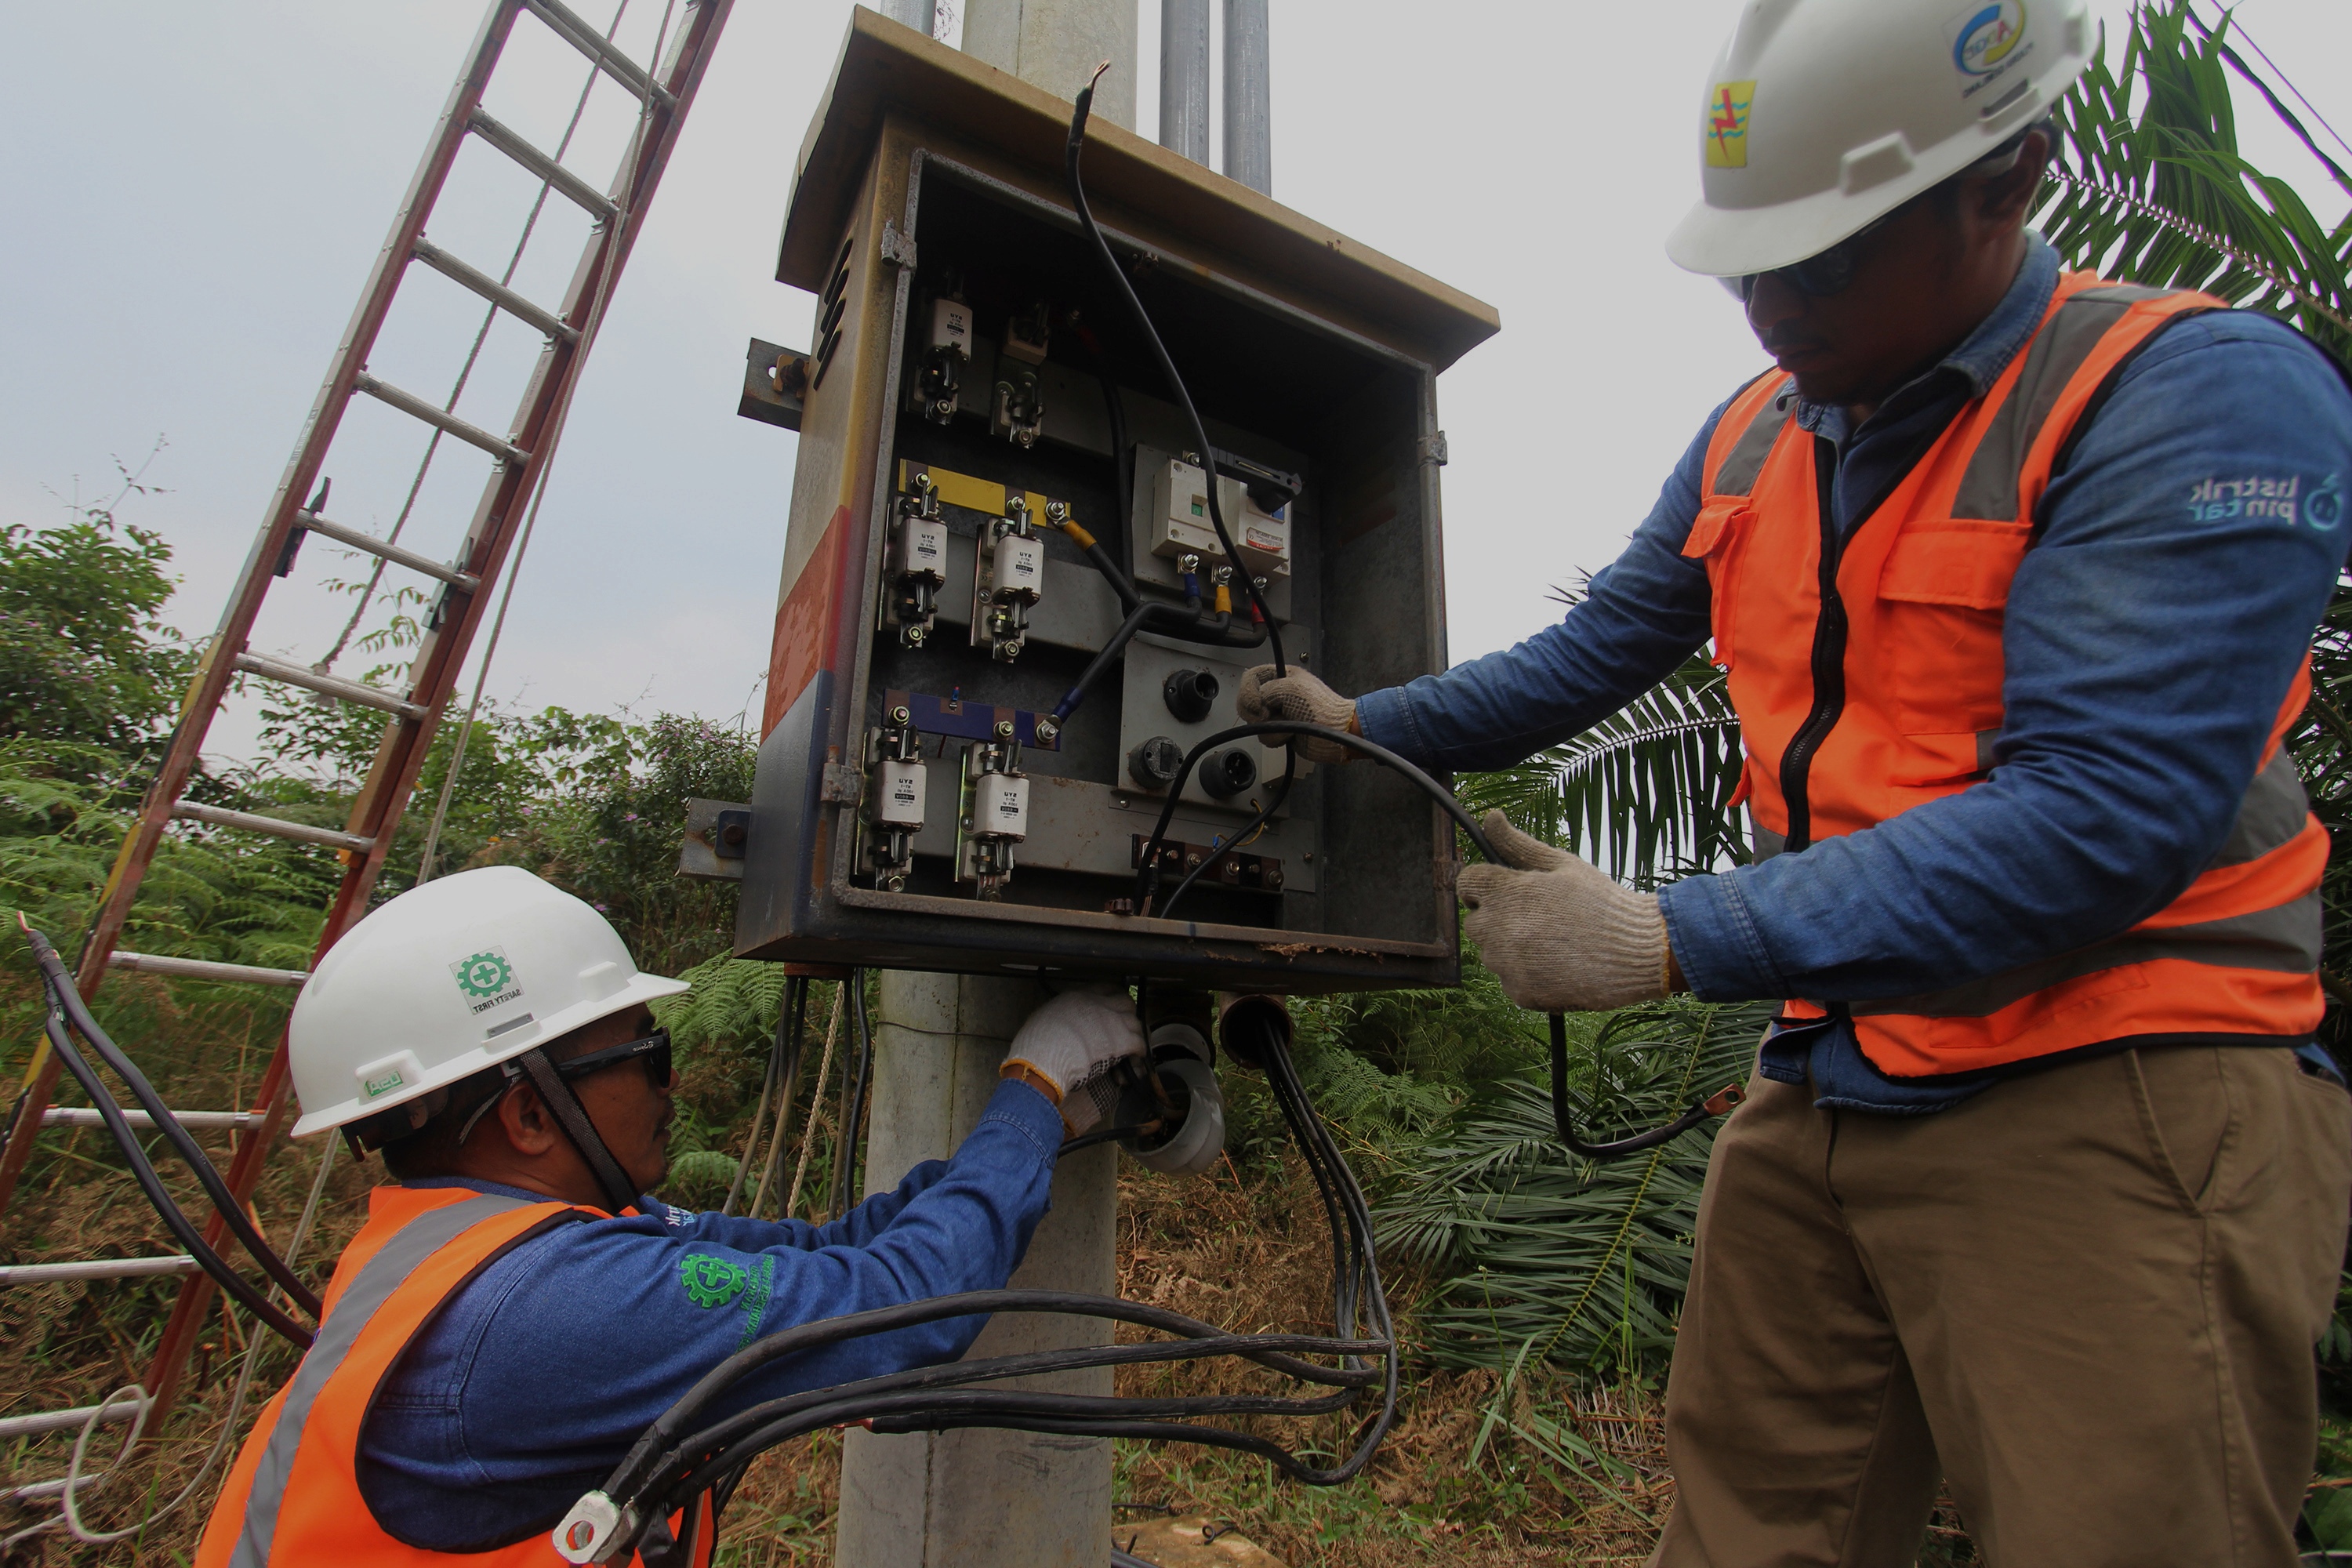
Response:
[197,1185,713,1567]
[1682,271,2328,1078]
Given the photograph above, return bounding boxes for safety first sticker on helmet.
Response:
[1704,80,1754,169]
[451,946,524,1014]
[1946,0,2034,104]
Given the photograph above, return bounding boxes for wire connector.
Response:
[551,1491,632,1564]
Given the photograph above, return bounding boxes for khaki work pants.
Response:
[1648,1044,2352,1568]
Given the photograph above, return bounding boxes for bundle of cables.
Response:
[16,916,319,1348]
[550,998,1389,1563]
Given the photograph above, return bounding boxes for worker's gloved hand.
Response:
[1236,665,1357,764]
[1001,990,1147,1137]
[1457,811,1673,1014]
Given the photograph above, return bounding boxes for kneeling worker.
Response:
[198,865,1138,1563]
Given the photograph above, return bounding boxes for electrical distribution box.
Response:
[735,13,1498,993]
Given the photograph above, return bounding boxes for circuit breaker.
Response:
[731,13,1497,993]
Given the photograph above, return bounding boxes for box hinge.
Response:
[880,221,918,270]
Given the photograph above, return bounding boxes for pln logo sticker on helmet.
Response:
[451,947,524,1015]
[1704,80,1755,169]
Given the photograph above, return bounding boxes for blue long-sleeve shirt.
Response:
[1359,235,2352,1110]
[355,1078,1063,1548]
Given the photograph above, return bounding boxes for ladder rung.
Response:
[108,946,313,988]
[351,372,532,467]
[231,651,430,721]
[171,799,377,854]
[411,238,579,344]
[467,107,618,220]
[0,1399,151,1442]
[44,1107,262,1130]
[299,506,483,589]
[521,0,675,111]
[0,1256,198,1288]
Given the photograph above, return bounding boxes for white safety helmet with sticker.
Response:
[287,865,688,1137]
[1665,0,2094,279]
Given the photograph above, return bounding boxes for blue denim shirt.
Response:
[1359,235,2352,1112]
[354,1080,1062,1548]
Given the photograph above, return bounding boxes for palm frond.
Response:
[1377,999,1768,1375]
[1458,652,1744,887]
[2038,1,2352,359]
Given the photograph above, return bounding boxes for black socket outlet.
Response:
[1198,746,1258,800]
[1127,735,1185,791]
[1162,667,1219,724]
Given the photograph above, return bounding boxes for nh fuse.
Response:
[973,771,1029,839]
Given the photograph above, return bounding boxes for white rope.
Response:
[416,0,684,882]
[779,985,847,1222]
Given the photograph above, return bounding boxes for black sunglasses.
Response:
[1730,201,1911,303]
[554,1028,673,1088]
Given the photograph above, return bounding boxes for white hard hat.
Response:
[288,866,688,1136]
[1666,0,2094,278]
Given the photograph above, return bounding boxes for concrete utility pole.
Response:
[835,974,1118,1568]
[879,0,938,36]
[837,8,1136,1562]
[961,0,1138,129]
[1222,0,1270,194]
[1159,0,1210,163]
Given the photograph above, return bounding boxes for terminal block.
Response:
[992,307,1047,448]
[886,474,949,647]
[972,495,1043,662]
[956,721,1029,901]
[862,709,927,891]
[919,296,971,424]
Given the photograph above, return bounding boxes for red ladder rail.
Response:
[0,0,735,1432]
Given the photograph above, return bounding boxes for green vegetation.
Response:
[4,3,2348,1559]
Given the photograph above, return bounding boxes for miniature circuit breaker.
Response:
[730,13,1497,993]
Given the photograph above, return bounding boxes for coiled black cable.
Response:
[1131,727,1737,1160]
[563,1008,1390,1562]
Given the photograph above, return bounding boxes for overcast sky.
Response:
[4,1,2345,772]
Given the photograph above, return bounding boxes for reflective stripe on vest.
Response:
[1686,272,2327,1077]
[197,1186,714,1567]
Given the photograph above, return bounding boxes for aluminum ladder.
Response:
[0,0,735,1441]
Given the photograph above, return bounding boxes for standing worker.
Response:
[195,866,1142,1563]
[1243,0,2352,1560]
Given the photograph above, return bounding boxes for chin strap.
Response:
[515,1047,641,1215]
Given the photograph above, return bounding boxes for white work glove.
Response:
[1456,811,1674,1014]
[1236,664,1357,764]
[1000,990,1147,1137]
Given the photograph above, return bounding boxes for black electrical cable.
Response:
[1097,374,1134,576]
[1133,720,1497,916]
[601,1294,1379,1512]
[1548,1013,1741,1158]
[1058,1120,1157,1156]
[1050,597,1267,725]
[568,1020,1392,1562]
[22,921,324,1320]
[1134,730,1739,1163]
[34,1010,315,1348]
[1067,66,1283,678]
[1073,532,1142,613]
